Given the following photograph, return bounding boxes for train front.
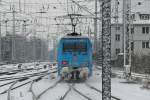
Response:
[57,36,92,80]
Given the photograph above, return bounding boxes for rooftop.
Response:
[111,0,150,24]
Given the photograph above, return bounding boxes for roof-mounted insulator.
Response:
[67,32,81,36]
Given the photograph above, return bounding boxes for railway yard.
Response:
[0,62,149,100]
[1,0,150,100]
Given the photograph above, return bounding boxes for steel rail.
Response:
[85,83,121,100]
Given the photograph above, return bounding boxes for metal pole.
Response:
[5,20,8,34]
[0,11,2,62]
[40,11,43,61]
[36,9,47,61]
[94,0,98,53]
[34,36,36,65]
[46,34,49,61]
[7,81,18,100]
[128,0,132,71]
[102,0,111,100]
[24,0,26,13]
[19,0,21,12]
[12,5,16,62]
[114,0,119,47]
[33,18,37,67]
[114,0,119,24]
[23,21,26,62]
[123,0,132,78]
[123,0,126,69]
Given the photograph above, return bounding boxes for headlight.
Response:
[62,60,68,65]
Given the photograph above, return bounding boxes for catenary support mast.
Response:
[94,0,98,53]
[12,4,16,62]
[101,0,111,100]
[0,9,1,62]
[123,0,132,79]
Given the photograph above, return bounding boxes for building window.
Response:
[142,27,149,34]
[116,48,120,55]
[131,27,134,34]
[115,26,120,30]
[131,42,134,51]
[142,41,149,48]
[115,34,120,41]
[131,14,135,20]
[138,2,142,5]
[140,14,150,20]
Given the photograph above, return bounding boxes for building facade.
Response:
[111,0,150,60]
[111,13,150,60]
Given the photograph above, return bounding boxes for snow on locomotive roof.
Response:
[62,33,89,39]
[62,35,89,39]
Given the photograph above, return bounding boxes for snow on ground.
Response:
[10,78,59,100]
[0,62,43,72]
[75,83,101,100]
[112,78,150,100]
[87,70,150,100]
[32,78,59,96]
[39,82,68,100]
[0,64,50,79]
[0,65,150,100]
[0,80,14,86]
[65,89,88,100]
[0,68,47,79]
[0,82,12,94]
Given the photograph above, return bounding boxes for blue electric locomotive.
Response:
[57,34,92,80]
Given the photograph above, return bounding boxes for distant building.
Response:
[111,0,150,60]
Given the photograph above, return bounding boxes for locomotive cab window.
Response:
[63,43,75,52]
[76,42,87,52]
[63,42,87,52]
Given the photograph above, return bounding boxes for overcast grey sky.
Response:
[0,0,95,39]
[1,0,150,39]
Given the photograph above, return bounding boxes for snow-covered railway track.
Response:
[6,73,52,100]
[0,81,16,88]
[0,77,30,95]
[0,70,56,95]
[85,83,121,100]
[30,79,61,100]
[70,81,120,100]
[60,83,93,100]
[0,70,50,81]
[0,62,56,80]
[0,71,50,91]
[0,64,44,76]
[7,77,30,100]
[59,84,71,100]
[71,84,93,100]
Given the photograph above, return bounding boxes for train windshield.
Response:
[63,42,87,52]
